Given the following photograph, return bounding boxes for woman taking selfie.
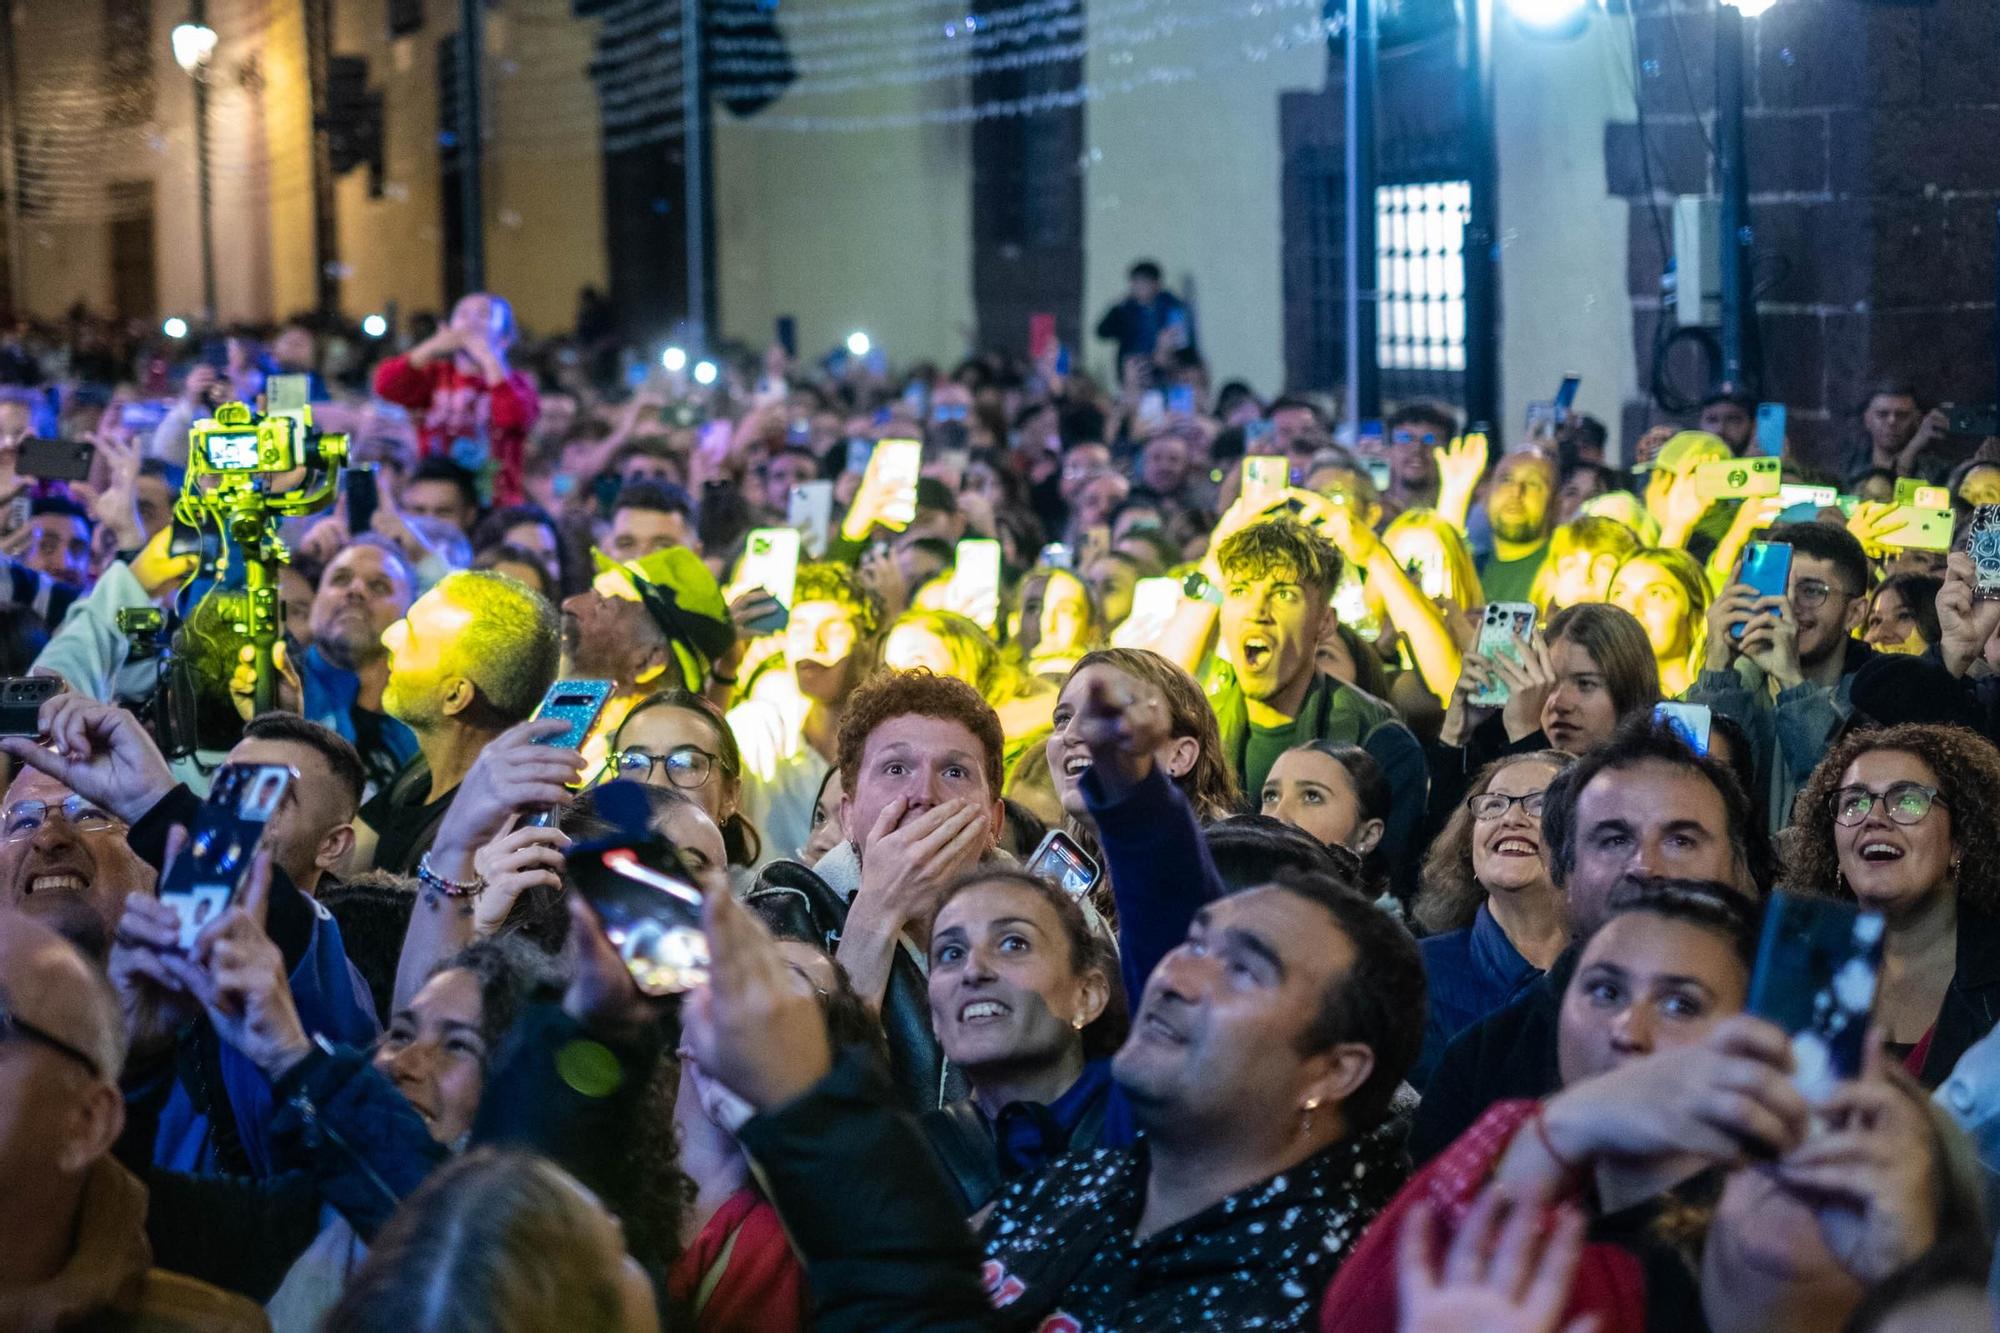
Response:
[1409,750,1574,1086]
[1787,722,2000,1086]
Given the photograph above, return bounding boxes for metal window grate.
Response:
[1376,180,1469,377]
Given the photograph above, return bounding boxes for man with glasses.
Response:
[0,912,266,1329]
[1381,402,1455,514]
[1692,522,1874,834]
[0,761,154,944]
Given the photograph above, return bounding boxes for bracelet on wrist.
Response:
[416,851,485,898]
[1530,1103,1581,1178]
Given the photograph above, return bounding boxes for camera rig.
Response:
[173,374,348,716]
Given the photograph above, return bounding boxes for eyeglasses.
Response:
[1833,782,1946,827]
[1468,790,1548,821]
[607,746,718,790]
[0,999,100,1080]
[1791,579,1855,609]
[1,796,119,843]
[1391,429,1442,448]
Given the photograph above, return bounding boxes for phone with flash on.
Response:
[158,763,297,951]
[1693,455,1781,501]
[1026,829,1102,897]
[738,528,801,634]
[953,538,1003,632]
[1470,602,1536,708]
[1749,891,1884,1103]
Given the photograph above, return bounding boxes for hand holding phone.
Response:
[1694,456,1781,501]
[735,528,801,634]
[157,764,296,951]
[1026,829,1101,896]
[1732,542,1794,640]
[1749,892,1884,1103]
[1468,602,1536,707]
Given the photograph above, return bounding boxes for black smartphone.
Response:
[0,677,60,736]
[775,315,798,360]
[343,465,379,537]
[1025,829,1102,897]
[18,438,96,482]
[1748,891,1885,1102]
[564,792,708,997]
[1947,406,1999,438]
[158,763,297,951]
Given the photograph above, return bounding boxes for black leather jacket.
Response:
[747,859,966,1113]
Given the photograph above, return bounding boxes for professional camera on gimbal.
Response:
[151,374,349,731]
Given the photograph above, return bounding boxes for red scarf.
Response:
[665,1185,809,1333]
[1319,1100,1650,1333]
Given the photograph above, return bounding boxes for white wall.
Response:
[711,63,974,366]
[1079,18,1326,397]
[1493,13,1636,450]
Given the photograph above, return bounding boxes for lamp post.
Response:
[171,14,218,326]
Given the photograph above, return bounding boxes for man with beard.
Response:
[302,537,418,798]
[348,569,561,876]
[1474,450,1557,603]
[730,562,882,860]
[559,546,735,772]
[1209,518,1427,896]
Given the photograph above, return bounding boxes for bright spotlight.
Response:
[662,346,688,373]
[692,360,719,386]
[170,22,217,74]
[845,330,872,358]
[162,317,190,339]
[361,313,388,338]
[1504,0,1589,32]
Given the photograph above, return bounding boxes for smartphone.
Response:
[954,537,1002,632]
[1244,419,1274,451]
[738,528,801,632]
[1693,455,1781,501]
[120,401,168,434]
[1137,390,1166,427]
[1878,505,1954,552]
[1243,455,1290,508]
[869,438,923,528]
[843,437,874,476]
[1733,541,1794,639]
[0,677,60,736]
[342,465,380,537]
[1039,542,1073,572]
[1523,401,1557,441]
[532,679,616,753]
[1778,483,1837,512]
[788,479,834,558]
[17,438,96,482]
[565,824,709,997]
[1026,829,1102,897]
[3,494,30,535]
[1553,374,1581,422]
[1749,891,1885,1103]
[1028,312,1057,363]
[1755,402,1786,456]
[1653,701,1712,756]
[774,314,797,360]
[1128,576,1181,627]
[1167,384,1197,417]
[1363,458,1392,493]
[1966,505,2000,599]
[1894,478,1950,510]
[158,764,296,951]
[1947,406,1999,437]
[1470,602,1536,708]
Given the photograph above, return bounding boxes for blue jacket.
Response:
[301,643,419,797]
[1413,902,1541,1090]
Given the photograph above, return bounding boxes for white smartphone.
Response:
[788,480,834,558]
[739,528,802,611]
[869,438,923,528]
[1470,602,1536,708]
[953,537,1003,632]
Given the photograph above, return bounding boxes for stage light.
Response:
[361,314,388,338]
[662,346,688,372]
[162,317,190,339]
[693,360,719,386]
[845,330,872,358]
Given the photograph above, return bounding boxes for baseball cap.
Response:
[590,546,735,691]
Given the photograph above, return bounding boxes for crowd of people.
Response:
[0,265,1998,1332]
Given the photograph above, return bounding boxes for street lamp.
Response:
[171,15,218,327]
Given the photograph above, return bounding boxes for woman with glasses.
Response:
[1788,722,2000,1087]
[1408,751,1575,1088]
[598,688,764,887]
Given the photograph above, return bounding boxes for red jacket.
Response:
[372,352,538,505]
[667,1185,809,1333]
[1319,1100,1651,1333]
